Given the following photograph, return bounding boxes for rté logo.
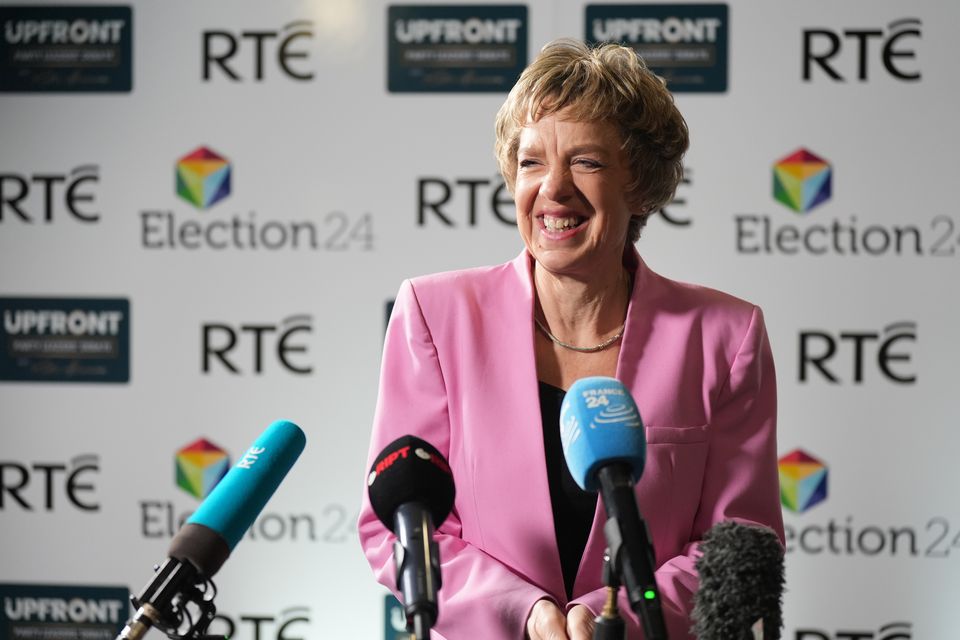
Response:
[0,166,99,223]
[798,322,917,385]
[203,21,314,81]
[202,314,313,375]
[802,18,921,82]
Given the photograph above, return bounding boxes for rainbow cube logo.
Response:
[176,438,230,499]
[779,448,828,513]
[176,146,231,209]
[773,148,831,213]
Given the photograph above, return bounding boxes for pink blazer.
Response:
[358,249,784,639]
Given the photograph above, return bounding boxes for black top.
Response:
[539,380,598,600]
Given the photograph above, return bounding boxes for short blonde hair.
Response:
[495,38,689,242]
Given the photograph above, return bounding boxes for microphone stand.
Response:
[411,613,429,640]
[117,558,225,640]
[598,467,668,640]
[393,503,440,640]
[593,548,625,640]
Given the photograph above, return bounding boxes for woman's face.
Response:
[514,110,635,280]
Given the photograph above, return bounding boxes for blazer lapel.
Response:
[468,251,566,596]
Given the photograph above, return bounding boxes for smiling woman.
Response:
[358,38,784,640]
[495,39,687,236]
[513,116,635,282]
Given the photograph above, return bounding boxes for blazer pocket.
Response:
[644,424,709,446]
[638,425,709,564]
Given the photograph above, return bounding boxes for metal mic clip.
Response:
[593,548,625,640]
[118,558,221,640]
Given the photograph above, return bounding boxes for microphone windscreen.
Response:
[184,420,306,549]
[169,420,305,578]
[692,520,785,640]
[559,376,645,492]
[367,435,455,531]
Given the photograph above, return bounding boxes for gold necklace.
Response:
[534,317,625,353]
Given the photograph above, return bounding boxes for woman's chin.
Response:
[531,248,591,276]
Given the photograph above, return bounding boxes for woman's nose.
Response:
[540,164,574,202]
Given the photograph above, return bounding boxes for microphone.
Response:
[691,521,785,640]
[118,420,306,640]
[559,376,667,640]
[367,435,455,640]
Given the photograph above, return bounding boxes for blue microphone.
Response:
[118,420,306,640]
[560,377,645,491]
[560,377,666,640]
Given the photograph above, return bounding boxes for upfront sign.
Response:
[393,17,522,44]
[0,298,130,383]
[585,3,729,92]
[0,584,129,640]
[388,5,527,92]
[0,5,133,92]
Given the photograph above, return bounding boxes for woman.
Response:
[359,39,783,639]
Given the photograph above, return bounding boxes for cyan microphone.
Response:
[367,435,455,640]
[560,376,667,640]
[118,420,306,640]
[691,521,785,640]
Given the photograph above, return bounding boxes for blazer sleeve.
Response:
[570,304,784,639]
[357,279,556,639]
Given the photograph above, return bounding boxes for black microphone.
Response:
[691,520,785,640]
[118,420,306,640]
[367,436,455,640]
[559,377,667,640]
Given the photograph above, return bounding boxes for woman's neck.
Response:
[533,262,632,346]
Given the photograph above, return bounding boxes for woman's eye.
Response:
[574,158,602,169]
[518,159,538,168]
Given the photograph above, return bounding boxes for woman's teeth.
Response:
[543,216,581,231]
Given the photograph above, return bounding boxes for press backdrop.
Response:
[1,1,958,639]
